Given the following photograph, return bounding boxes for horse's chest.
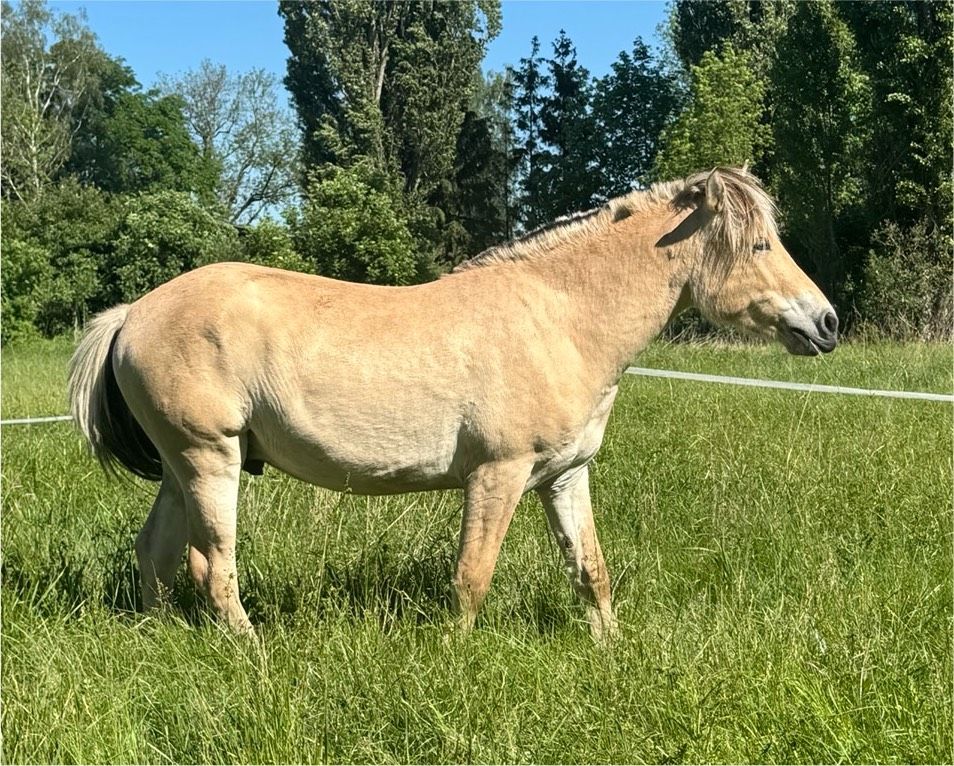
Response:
[528,384,618,487]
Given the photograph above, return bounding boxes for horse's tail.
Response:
[68,305,162,482]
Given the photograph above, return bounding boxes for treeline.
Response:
[2,0,950,344]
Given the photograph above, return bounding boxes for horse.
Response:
[68,167,837,641]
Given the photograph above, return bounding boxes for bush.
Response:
[239,219,313,274]
[1,239,53,344]
[857,218,953,340]
[292,168,419,285]
[1,182,118,337]
[107,191,241,303]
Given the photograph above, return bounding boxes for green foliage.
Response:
[668,0,795,78]
[538,32,596,212]
[279,0,500,270]
[432,107,510,265]
[107,191,240,303]
[0,238,52,343]
[536,31,601,219]
[2,181,118,336]
[79,90,217,197]
[593,38,684,195]
[654,44,768,180]
[841,1,953,234]
[509,35,550,229]
[768,0,871,297]
[239,219,312,275]
[857,219,953,341]
[291,168,418,285]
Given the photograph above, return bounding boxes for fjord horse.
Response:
[69,167,837,640]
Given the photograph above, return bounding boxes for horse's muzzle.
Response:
[781,308,838,356]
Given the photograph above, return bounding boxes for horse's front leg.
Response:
[452,460,531,632]
[537,464,617,642]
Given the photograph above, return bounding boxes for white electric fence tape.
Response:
[624,367,954,403]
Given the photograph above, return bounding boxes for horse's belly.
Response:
[246,413,464,494]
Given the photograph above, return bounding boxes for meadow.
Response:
[2,338,951,764]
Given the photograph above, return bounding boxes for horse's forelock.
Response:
[682,167,780,259]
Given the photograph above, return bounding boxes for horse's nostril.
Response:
[822,311,838,336]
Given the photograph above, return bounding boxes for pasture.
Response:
[2,338,951,764]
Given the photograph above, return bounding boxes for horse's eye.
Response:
[753,239,771,253]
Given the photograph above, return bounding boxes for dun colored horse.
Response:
[69,167,837,640]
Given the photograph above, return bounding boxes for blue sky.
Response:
[53,0,669,94]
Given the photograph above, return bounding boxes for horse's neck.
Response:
[524,212,689,385]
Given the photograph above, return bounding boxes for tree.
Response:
[769,0,870,296]
[239,219,312,274]
[160,60,299,224]
[61,50,137,180]
[654,44,768,180]
[537,30,601,219]
[0,0,100,200]
[77,89,217,197]
[107,191,241,303]
[433,107,509,265]
[470,70,517,240]
[280,0,499,195]
[280,0,500,272]
[2,180,118,335]
[840,1,953,235]
[509,35,549,229]
[668,0,794,77]
[1,237,53,343]
[593,38,683,196]
[291,167,418,285]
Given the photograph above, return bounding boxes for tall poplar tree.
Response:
[280,0,499,199]
[279,0,500,274]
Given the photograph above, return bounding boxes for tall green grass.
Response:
[2,341,951,763]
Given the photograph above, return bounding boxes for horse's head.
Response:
[662,167,837,356]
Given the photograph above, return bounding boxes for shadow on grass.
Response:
[3,538,457,627]
[5,537,580,637]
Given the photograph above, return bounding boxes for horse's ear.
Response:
[704,169,726,213]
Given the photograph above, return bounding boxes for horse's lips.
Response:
[783,326,823,356]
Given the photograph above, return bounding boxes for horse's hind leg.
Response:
[136,469,187,610]
[167,437,253,636]
[537,465,617,641]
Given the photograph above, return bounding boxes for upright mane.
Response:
[452,166,779,273]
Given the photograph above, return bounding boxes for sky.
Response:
[52,0,670,93]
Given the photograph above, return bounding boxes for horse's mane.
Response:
[676,166,780,258]
[452,166,779,273]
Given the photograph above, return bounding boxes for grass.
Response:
[2,339,951,764]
